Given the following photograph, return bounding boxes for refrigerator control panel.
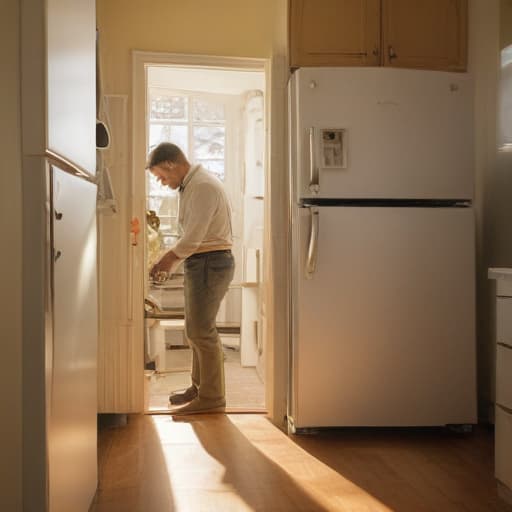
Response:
[320,129,347,169]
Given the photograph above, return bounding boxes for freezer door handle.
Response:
[309,128,319,194]
[306,207,319,279]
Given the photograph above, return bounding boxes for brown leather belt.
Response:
[187,249,232,260]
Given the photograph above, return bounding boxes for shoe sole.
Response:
[170,406,226,416]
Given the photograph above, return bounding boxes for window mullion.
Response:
[188,96,194,159]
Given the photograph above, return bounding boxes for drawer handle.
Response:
[497,403,512,414]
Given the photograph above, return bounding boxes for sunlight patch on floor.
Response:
[149,414,393,512]
[227,415,394,512]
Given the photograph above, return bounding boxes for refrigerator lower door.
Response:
[48,167,98,511]
[290,206,476,428]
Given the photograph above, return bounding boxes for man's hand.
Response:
[150,250,179,281]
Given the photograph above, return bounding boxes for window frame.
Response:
[145,87,241,241]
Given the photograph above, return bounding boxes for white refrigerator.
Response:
[21,0,98,510]
[288,68,477,431]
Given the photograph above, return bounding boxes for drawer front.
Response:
[497,344,512,409]
[495,406,512,490]
[497,298,512,345]
[497,279,512,297]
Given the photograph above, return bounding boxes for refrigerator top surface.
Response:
[289,67,474,201]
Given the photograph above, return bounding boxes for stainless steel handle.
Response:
[309,128,319,194]
[45,149,96,183]
[305,207,319,279]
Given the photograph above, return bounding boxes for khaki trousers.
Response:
[184,250,235,402]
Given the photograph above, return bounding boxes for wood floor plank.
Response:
[91,414,512,512]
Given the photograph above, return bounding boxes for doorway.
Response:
[141,63,267,412]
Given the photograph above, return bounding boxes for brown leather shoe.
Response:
[170,397,226,415]
[169,385,198,405]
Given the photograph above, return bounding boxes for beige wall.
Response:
[96,0,289,418]
[492,0,512,266]
[479,0,512,419]
[0,0,23,510]
[469,0,508,421]
[97,0,282,93]
[501,0,512,48]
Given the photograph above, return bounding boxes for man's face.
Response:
[149,161,181,190]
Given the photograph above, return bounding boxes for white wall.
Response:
[481,0,512,419]
[490,2,512,265]
[469,0,509,421]
[0,0,23,510]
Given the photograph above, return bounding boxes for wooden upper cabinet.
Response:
[382,0,467,71]
[289,0,381,67]
[289,0,468,71]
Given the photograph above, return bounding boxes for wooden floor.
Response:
[90,414,511,512]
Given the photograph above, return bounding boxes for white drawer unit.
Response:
[489,268,512,504]
[497,344,512,410]
[496,406,512,490]
[498,278,512,297]
[497,298,512,346]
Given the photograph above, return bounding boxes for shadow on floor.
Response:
[174,414,330,511]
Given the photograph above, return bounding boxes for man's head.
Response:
[146,142,190,190]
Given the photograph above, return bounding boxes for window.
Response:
[146,90,228,246]
[148,92,226,180]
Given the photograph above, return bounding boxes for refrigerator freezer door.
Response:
[290,206,476,428]
[49,168,98,511]
[290,67,474,200]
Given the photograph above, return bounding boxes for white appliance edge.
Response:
[288,68,477,429]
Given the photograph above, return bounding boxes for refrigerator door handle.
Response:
[305,207,319,279]
[309,128,319,194]
[46,149,96,183]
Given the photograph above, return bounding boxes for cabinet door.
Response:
[382,0,467,71]
[289,0,381,67]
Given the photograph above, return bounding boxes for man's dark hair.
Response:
[145,142,185,168]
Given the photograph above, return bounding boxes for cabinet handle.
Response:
[388,45,397,61]
[54,249,62,262]
[54,211,63,220]
[372,46,379,57]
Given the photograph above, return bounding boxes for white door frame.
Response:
[132,51,286,420]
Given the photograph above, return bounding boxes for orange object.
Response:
[130,217,140,246]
